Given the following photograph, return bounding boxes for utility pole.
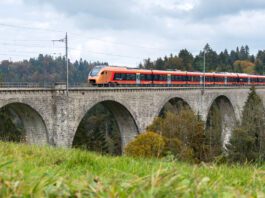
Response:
[52,32,69,96]
[203,50,206,94]
[65,33,68,96]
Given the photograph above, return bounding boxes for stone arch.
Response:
[0,102,49,145]
[206,95,237,149]
[157,96,192,117]
[73,100,139,151]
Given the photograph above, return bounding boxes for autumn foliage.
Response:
[124,131,165,158]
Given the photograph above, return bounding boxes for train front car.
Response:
[88,65,107,85]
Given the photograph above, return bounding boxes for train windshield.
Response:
[89,66,105,77]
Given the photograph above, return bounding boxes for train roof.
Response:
[102,66,151,73]
[100,66,265,78]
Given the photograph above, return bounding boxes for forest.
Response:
[140,44,265,75]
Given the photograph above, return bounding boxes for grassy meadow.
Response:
[0,142,264,197]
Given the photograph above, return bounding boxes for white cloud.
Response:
[0,0,265,66]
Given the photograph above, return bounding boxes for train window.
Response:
[191,76,200,81]
[186,76,192,81]
[153,75,159,81]
[120,73,127,80]
[239,78,248,82]
[173,75,186,81]
[205,77,213,82]
[261,78,265,83]
[227,78,235,82]
[154,75,167,81]
[141,74,152,81]
[114,73,122,80]
[140,74,145,80]
[127,74,136,80]
[159,75,167,81]
[216,77,224,82]
[145,74,152,81]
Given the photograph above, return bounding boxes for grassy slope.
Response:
[0,142,264,197]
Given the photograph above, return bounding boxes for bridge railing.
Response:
[0,82,54,88]
[0,82,264,89]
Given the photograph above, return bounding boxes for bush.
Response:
[147,109,206,162]
[124,131,165,158]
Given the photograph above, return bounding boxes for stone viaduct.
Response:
[0,86,265,150]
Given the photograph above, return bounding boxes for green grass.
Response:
[0,142,264,197]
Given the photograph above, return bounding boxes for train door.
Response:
[136,73,140,85]
[248,77,250,85]
[167,74,171,86]
[225,76,227,85]
[200,75,203,85]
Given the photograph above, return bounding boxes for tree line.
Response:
[0,44,265,85]
[140,44,265,74]
[0,54,107,84]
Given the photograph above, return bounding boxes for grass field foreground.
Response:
[0,142,264,197]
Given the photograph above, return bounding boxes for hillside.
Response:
[0,142,264,197]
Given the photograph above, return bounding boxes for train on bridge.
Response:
[88,65,265,86]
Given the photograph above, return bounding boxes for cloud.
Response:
[22,0,265,32]
[191,0,265,19]
[3,0,265,67]
[22,0,197,31]
[22,0,146,30]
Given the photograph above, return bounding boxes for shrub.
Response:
[124,131,165,158]
[147,109,206,162]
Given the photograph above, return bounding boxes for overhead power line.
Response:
[71,35,177,51]
[0,23,64,33]
[0,23,168,62]
[0,42,64,49]
[82,50,142,60]
[0,22,178,52]
[0,52,61,57]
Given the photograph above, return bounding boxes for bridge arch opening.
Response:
[0,102,48,145]
[73,100,139,155]
[159,97,191,117]
[206,95,237,156]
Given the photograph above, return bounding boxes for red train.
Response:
[88,65,265,86]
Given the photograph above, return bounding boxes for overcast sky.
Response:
[0,0,265,67]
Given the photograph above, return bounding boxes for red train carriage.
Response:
[88,65,265,86]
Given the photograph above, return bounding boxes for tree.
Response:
[147,109,206,162]
[178,49,194,71]
[143,58,154,69]
[217,49,233,72]
[228,87,265,162]
[233,60,255,74]
[255,50,265,74]
[73,104,122,155]
[125,131,165,158]
[255,59,264,75]
[239,46,249,60]
[0,107,25,142]
[205,103,223,161]
[155,58,165,70]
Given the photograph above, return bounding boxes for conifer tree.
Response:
[228,87,265,162]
